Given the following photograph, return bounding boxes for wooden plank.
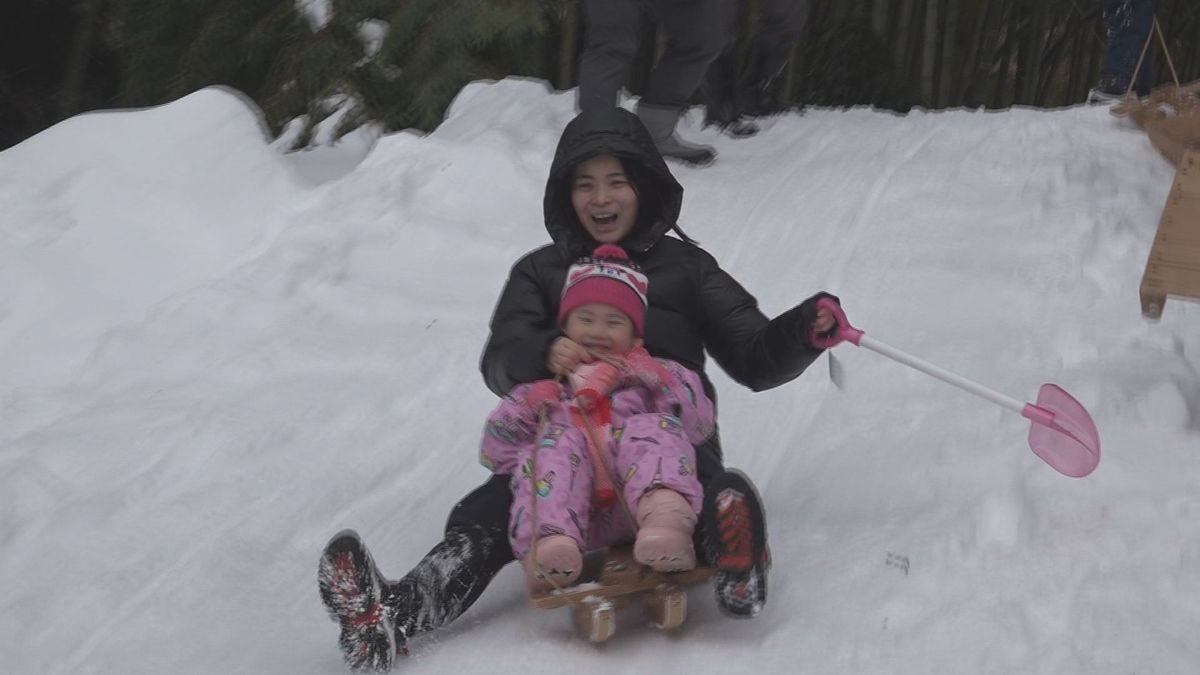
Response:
[1140,149,1200,319]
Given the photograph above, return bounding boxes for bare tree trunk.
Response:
[872,0,890,38]
[60,0,100,119]
[895,0,915,81]
[904,0,927,102]
[938,0,959,108]
[1038,3,1080,105]
[986,1,1012,107]
[557,0,579,91]
[1010,2,1032,105]
[921,0,939,106]
[960,0,997,107]
[1024,2,1049,104]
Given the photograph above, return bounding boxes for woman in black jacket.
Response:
[318,107,838,672]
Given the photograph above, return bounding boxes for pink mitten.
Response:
[623,346,672,391]
[524,380,563,412]
[569,361,620,410]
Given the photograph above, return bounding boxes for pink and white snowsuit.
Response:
[479,354,715,559]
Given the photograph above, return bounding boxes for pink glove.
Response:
[569,361,621,410]
[622,347,672,391]
[523,380,562,412]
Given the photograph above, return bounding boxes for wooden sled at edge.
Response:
[1140,148,1200,319]
[528,544,714,643]
[1114,80,1200,167]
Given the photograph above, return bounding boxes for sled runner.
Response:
[528,544,713,643]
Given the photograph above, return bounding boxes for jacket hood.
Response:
[543,108,684,258]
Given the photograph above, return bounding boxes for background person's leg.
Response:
[577,0,643,112]
[1097,0,1157,97]
[635,0,725,164]
[739,0,809,115]
[644,0,726,108]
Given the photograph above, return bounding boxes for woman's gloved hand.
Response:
[799,291,841,349]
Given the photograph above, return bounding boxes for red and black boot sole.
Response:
[702,469,770,618]
[318,529,400,672]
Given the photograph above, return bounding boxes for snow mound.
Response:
[0,87,300,391]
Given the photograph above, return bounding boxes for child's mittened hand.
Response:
[570,361,621,408]
[524,380,563,412]
[547,337,591,376]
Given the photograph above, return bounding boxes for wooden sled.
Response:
[1114,80,1200,167]
[1140,147,1200,319]
[1092,21,1200,317]
[528,545,714,643]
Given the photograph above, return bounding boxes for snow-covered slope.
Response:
[2,79,1197,674]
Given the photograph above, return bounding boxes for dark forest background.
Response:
[3,0,1199,151]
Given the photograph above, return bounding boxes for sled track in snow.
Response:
[821,123,941,292]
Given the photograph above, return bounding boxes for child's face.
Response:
[564,303,640,355]
[571,154,639,244]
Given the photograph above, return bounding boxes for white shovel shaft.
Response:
[857,335,1028,416]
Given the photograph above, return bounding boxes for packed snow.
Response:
[2,78,1197,674]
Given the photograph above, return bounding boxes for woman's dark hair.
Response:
[620,159,699,246]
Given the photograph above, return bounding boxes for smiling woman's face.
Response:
[571,154,639,244]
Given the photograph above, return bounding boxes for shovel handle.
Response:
[809,298,864,348]
[813,299,1028,415]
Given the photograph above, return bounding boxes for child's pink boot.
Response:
[525,534,583,592]
[634,489,697,572]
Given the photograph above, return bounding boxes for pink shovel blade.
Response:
[1024,384,1101,478]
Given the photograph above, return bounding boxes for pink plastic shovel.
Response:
[810,299,1100,478]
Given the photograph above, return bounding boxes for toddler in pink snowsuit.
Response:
[479,244,715,591]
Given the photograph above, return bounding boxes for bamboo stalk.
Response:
[922,0,939,107]
[961,0,996,107]
[557,0,578,91]
[60,0,100,119]
[938,0,958,109]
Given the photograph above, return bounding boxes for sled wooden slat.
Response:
[529,545,713,610]
[1140,148,1200,319]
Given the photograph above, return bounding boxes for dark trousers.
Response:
[705,0,808,121]
[1100,0,1156,94]
[577,0,726,112]
[384,433,728,640]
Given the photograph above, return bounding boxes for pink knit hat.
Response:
[558,244,649,335]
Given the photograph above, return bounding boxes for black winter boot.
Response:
[703,98,760,138]
[702,469,771,618]
[318,530,397,672]
[636,101,717,166]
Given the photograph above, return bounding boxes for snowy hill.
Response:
[1,78,1197,674]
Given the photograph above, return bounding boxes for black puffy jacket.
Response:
[480,107,828,402]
